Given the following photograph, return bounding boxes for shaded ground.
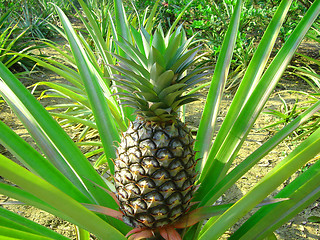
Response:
[1,39,320,239]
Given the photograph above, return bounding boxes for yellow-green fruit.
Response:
[114,118,197,228]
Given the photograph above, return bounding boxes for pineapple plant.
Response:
[112,26,207,229]
[1,1,320,240]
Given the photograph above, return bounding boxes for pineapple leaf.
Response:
[119,102,149,112]
[136,110,162,119]
[153,70,175,94]
[114,92,148,106]
[139,91,160,102]
[114,0,131,56]
[113,92,134,98]
[114,38,148,69]
[159,83,186,100]
[33,82,90,107]
[130,26,145,56]
[179,67,211,83]
[152,26,166,55]
[167,35,197,69]
[164,31,183,67]
[113,79,138,91]
[118,101,139,109]
[119,101,150,112]
[147,115,172,121]
[169,47,199,73]
[149,102,169,111]
[111,64,152,88]
[140,27,151,57]
[154,108,171,116]
[176,50,200,74]
[150,62,165,86]
[127,229,154,240]
[115,78,156,95]
[144,0,161,32]
[171,93,201,110]
[82,203,123,221]
[163,90,185,106]
[112,84,135,93]
[173,198,288,229]
[149,46,166,69]
[184,77,209,89]
[112,53,150,79]
[0,207,68,240]
[159,227,182,240]
[171,96,199,110]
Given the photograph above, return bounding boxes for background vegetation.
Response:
[2,0,318,132]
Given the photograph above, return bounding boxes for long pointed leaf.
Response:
[199,100,320,207]
[77,0,115,77]
[0,120,89,203]
[197,0,292,176]
[199,126,320,239]
[55,6,120,172]
[0,48,125,230]
[0,208,68,240]
[34,82,90,107]
[0,226,53,240]
[0,62,92,198]
[194,0,242,169]
[0,182,74,224]
[230,158,320,239]
[145,0,160,32]
[197,0,320,195]
[0,156,126,240]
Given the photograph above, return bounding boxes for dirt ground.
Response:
[1,39,320,239]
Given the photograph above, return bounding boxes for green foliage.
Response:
[0,0,75,73]
[27,0,182,146]
[77,0,112,41]
[0,0,16,13]
[0,10,41,72]
[263,93,320,140]
[0,0,72,40]
[133,0,313,93]
[263,21,320,139]
[308,215,320,223]
[14,2,55,39]
[290,23,320,93]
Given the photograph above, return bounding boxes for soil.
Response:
[1,37,320,240]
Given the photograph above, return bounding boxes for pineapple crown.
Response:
[112,25,209,122]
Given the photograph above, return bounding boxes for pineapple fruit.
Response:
[112,25,207,229]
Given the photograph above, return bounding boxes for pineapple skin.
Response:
[114,117,197,229]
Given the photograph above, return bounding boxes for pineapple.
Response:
[112,25,207,229]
